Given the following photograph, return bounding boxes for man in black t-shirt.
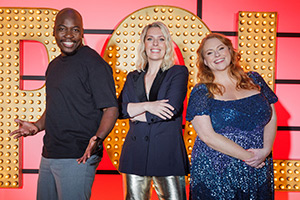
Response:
[10,8,118,200]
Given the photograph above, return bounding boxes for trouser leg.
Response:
[54,154,101,200]
[153,176,187,200]
[37,155,101,200]
[122,173,152,200]
[37,157,58,200]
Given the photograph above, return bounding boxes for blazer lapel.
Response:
[133,71,147,102]
[132,66,168,102]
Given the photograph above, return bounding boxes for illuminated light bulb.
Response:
[5,181,11,186]
[279,185,285,190]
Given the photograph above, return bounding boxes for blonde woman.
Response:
[118,22,189,200]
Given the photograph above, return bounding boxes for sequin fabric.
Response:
[186,72,278,200]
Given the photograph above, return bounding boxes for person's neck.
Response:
[213,70,234,85]
[147,61,161,75]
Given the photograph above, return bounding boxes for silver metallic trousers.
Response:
[122,173,186,200]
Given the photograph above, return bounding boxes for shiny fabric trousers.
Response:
[123,173,186,200]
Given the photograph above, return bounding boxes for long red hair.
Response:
[196,33,260,97]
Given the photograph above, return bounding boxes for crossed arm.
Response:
[123,68,188,123]
[127,99,174,122]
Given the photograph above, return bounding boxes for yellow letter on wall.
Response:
[0,8,59,188]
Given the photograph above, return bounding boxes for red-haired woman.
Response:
[186,33,277,200]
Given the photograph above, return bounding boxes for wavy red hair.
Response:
[196,33,260,97]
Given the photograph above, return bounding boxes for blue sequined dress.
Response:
[186,72,278,200]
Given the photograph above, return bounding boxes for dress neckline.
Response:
[213,92,261,102]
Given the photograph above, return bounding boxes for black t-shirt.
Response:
[43,46,117,158]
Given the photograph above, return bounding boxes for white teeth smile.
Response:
[214,58,224,64]
[62,42,74,47]
[151,49,160,53]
